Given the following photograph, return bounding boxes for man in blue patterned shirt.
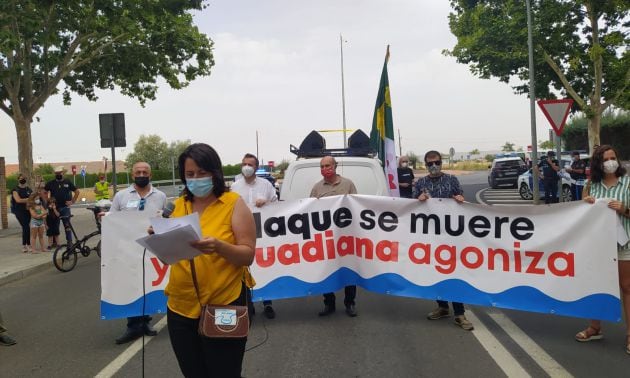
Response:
[413,150,473,331]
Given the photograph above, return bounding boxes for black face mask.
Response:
[55,174,63,180]
[19,179,26,185]
[134,176,150,188]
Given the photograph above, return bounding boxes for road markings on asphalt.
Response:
[467,310,530,377]
[487,311,572,378]
[95,316,169,378]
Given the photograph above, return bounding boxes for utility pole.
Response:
[526,0,540,204]
[398,128,402,156]
[256,130,259,159]
[340,34,348,148]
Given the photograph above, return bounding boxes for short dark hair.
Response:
[590,144,626,182]
[243,153,259,169]
[424,150,442,163]
[571,151,580,156]
[178,143,227,201]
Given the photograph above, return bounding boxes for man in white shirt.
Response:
[231,153,278,319]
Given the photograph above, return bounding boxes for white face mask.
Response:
[603,160,619,173]
[242,165,256,177]
[34,199,41,205]
[401,162,408,168]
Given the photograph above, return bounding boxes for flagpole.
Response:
[340,34,348,148]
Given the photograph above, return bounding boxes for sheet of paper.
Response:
[150,212,202,238]
[136,224,201,264]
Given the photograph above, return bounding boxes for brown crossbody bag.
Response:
[190,259,250,339]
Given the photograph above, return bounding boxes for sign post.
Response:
[537,99,573,202]
[71,165,77,186]
[81,165,86,189]
[99,113,126,194]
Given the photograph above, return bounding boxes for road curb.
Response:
[0,260,52,287]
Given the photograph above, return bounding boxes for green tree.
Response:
[276,159,291,173]
[0,1,214,184]
[446,0,629,153]
[34,163,54,176]
[539,140,555,150]
[502,142,515,152]
[484,154,494,162]
[125,135,169,171]
[470,148,480,155]
[405,151,420,169]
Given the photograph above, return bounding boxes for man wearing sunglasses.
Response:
[109,161,168,344]
[413,151,473,331]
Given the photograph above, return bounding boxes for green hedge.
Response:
[563,113,630,159]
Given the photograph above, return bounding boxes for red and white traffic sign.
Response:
[537,99,573,136]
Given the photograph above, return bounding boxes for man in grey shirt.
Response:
[311,156,358,317]
[110,161,167,344]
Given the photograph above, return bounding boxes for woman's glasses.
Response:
[426,161,442,167]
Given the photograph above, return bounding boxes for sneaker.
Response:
[0,334,17,346]
[427,307,450,320]
[454,315,474,331]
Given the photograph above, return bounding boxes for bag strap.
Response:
[190,258,203,307]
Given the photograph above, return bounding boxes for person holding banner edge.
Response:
[109,161,167,344]
[231,153,278,319]
[413,150,474,331]
[311,155,359,317]
[165,143,256,377]
[574,145,630,355]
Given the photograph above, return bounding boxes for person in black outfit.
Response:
[535,151,560,204]
[565,151,587,201]
[397,156,415,198]
[11,173,32,252]
[44,166,80,244]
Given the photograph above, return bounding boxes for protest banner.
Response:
[101,195,621,321]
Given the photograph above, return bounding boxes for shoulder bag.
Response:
[190,259,249,339]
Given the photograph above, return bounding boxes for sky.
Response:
[0,0,559,166]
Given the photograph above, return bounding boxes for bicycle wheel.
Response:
[53,244,78,272]
[82,231,101,258]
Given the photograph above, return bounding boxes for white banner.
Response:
[101,195,621,321]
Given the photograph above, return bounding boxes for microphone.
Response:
[162,201,175,218]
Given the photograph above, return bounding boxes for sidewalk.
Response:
[0,208,97,286]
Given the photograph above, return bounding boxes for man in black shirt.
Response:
[45,166,80,243]
[565,151,587,201]
[534,151,560,204]
[397,156,414,198]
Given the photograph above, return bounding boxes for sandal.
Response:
[575,326,603,342]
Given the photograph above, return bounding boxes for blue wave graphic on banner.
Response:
[101,291,167,320]
[252,268,621,322]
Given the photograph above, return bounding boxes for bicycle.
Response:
[52,204,109,272]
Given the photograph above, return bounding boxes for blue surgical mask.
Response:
[186,177,214,197]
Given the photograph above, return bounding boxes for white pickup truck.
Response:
[279,130,389,200]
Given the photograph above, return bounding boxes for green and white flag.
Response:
[370,46,399,197]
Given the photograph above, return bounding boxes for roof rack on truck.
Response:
[289,130,375,159]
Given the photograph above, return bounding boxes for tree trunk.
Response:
[587,111,601,155]
[14,117,34,186]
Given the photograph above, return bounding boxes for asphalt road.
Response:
[2,174,629,377]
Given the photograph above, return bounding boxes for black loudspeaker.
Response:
[348,129,370,149]
[299,130,326,157]
[99,113,126,148]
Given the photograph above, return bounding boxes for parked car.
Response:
[517,156,590,201]
[255,167,280,197]
[487,157,528,189]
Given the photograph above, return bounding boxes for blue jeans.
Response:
[437,301,465,316]
[571,184,584,201]
[59,206,73,243]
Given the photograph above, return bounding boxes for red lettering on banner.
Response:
[302,233,325,262]
[375,240,399,262]
[435,245,456,274]
[338,235,355,257]
[548,252,575,277]
[356,238,374,259]
[278,243,300,265]
[150,258,169,286]
[525,251,545,274]
[405,241,574,278]
[255,247,276,267]
[409,243,431,264]
[325,230,335,259]
[461,246,483,269]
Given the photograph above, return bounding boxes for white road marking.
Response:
[466,310,530,377]
[95,316,168,378]
[487,311,572,378]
